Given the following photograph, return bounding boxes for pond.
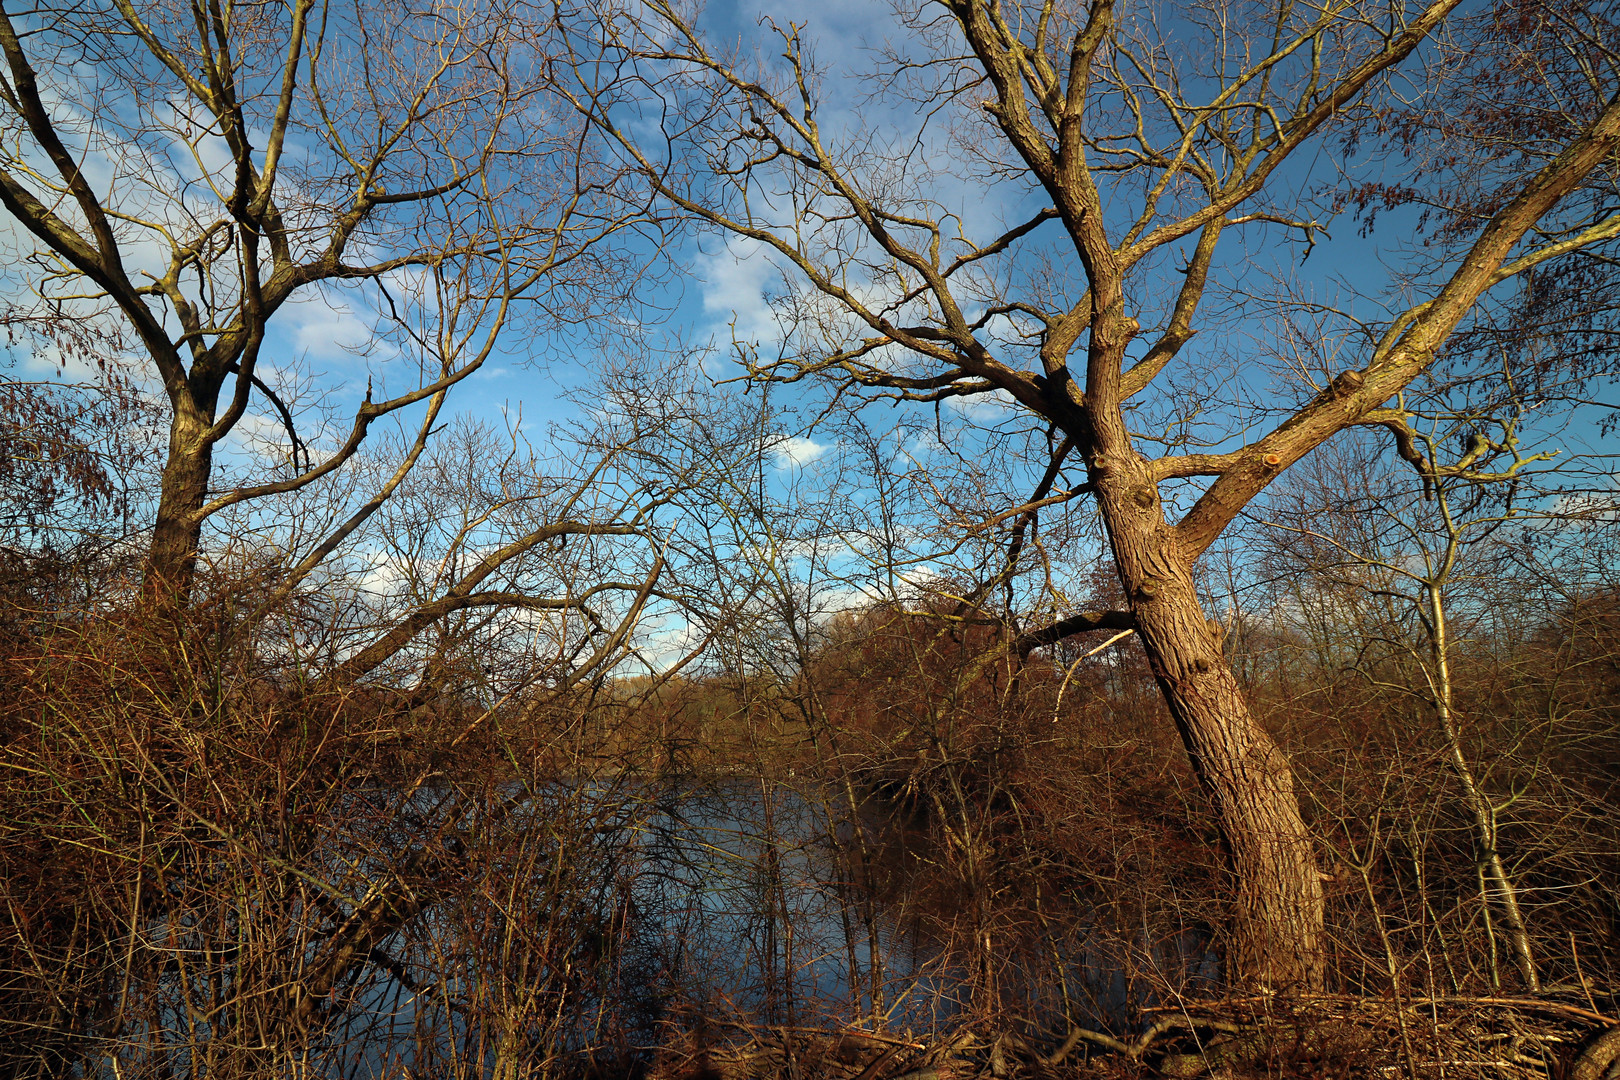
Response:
[90,776,1217,1079]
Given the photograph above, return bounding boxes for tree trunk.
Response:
[1428,580,1538,991]
[1095,456,1326,990]
[143,394,215,604]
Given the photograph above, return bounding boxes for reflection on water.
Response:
[109,777,1216,1079]
[352,779,957,1076]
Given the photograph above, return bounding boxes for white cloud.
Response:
[772,435,828,469]
[945,386,1018,422]
[281,292,374,358]
[1545,489,1620,524]
[698,236,784,347]
[353,554,410,601]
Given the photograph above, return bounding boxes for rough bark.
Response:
[1093,448,1325,989]
[144,392,217,602]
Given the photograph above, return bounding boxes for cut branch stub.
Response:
[1332,369,1366,395]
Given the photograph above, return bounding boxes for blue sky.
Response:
[4,0,1615,639]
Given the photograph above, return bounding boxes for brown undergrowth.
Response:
[643,995,1620,1080]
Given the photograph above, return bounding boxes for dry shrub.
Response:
[0,594,691,1078]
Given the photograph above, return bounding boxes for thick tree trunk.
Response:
[1095,456,1326,990]
[143,395,215,604]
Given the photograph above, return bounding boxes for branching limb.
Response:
[318,521,645,687]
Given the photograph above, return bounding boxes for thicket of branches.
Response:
[0,0,1617,1077]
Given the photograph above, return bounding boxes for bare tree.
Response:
[0,0,654,618]
[560,0,1620,987]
